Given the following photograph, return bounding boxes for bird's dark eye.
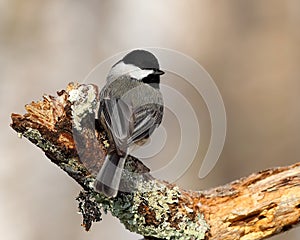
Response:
[142,73,161,89]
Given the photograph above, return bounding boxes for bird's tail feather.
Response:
[94,151,126,198]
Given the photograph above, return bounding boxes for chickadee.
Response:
[95,50,164,197]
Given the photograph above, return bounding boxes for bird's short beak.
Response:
[153,69,165,75]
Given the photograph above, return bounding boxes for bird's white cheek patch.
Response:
[129,69,154,80]
[108,62,153,81]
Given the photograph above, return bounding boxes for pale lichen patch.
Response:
[68,85,99,131]
[127,180,209,239]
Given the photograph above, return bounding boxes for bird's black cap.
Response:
[122,49,161,70]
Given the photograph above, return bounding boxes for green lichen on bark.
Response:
[89,178,209,239]
[129,180,209,239]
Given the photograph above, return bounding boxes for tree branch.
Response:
[10,83,300,239]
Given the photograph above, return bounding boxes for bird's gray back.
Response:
[101,75,163,110]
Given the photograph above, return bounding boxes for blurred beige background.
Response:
[1,0,300,239]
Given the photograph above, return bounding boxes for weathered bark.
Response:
[10,83,300,239]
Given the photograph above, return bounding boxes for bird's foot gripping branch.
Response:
[10,83,209,240]
[10,83,300,240]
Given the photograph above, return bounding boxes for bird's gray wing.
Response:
[128,104,163,144]
[101,97,133,153]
